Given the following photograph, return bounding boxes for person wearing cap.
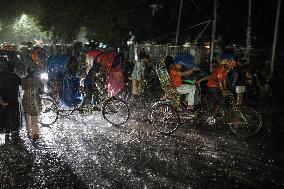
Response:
[169,63,200,111]
[207,59,232,116]
[22,66,43,141]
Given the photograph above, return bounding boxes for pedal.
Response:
[206,116,216,125]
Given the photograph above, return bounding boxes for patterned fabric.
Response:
[131,59,145,81]
[22,75,43,115]
[156,66,180,107]
[108,65,125,97]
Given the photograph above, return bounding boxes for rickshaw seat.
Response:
[155,65,181,107]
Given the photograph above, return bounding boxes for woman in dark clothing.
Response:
[0,62,21,132]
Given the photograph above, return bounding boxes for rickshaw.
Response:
[148,55,262,138]
[38,52,130,126]
[86,50,130,125]
[37,54,78,125]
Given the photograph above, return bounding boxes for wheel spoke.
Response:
[228,107,262,137]
[102,98,130,125]
[150,103,180,134]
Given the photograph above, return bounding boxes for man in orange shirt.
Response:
[169,63,200,111]
[207,60,232,116]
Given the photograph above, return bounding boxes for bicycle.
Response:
[38,87,130,126]
[149,63,262,138]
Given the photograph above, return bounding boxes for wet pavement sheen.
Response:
[0,104,284,189]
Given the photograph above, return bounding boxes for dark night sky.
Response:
[0,0,282,49]
[139,0,282,50]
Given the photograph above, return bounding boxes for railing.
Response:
[128,43,208,65]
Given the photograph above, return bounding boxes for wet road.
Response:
[1,103,284,189]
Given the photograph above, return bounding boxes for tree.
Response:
[36,0,83,43]
[13,14,48,43]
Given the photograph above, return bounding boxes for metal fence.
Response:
[128,43,208,65]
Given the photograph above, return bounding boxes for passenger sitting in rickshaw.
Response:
[83,60,101,106]
[60,57,82,107]
[169,63,200,112]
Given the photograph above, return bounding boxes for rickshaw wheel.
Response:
[38,97,58,125]
[102,97,130,126]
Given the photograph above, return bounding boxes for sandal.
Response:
[32,134,40,141]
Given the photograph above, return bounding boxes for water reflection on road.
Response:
[0,109,284,188]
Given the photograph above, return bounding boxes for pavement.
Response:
[0,100,284,189]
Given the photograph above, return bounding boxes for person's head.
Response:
[67,56,78,73]
[139,48,147,60]
[2,61,15,74]
[224,63,231,71]
[172,63,182,71]
[220,59,232,71]
[165,55,174,70]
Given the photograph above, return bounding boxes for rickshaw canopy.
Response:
[86,50,104,74]
[46,54,70,79]
[90,51,125,97]
[174,53,197,69]
[96,51,117,72]
[220,53,235,60]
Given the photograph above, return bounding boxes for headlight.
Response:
[40,72,49,81]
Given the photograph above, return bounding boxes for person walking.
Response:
[21,66,43,141]
[131,55,149,97]
[0,62,21,134]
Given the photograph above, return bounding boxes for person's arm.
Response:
[222,79,227,91]
[219,79,228,97]
[196,76,209,85]
[232,72,238,86]
[179,67,200,77]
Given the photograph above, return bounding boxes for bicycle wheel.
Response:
[227,106,262,137]
[38,97,58,125]
[102,97,130,125]
[150,102,180,134]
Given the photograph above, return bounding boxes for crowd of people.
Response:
[128,50,261,118]
[0,47,268,142]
